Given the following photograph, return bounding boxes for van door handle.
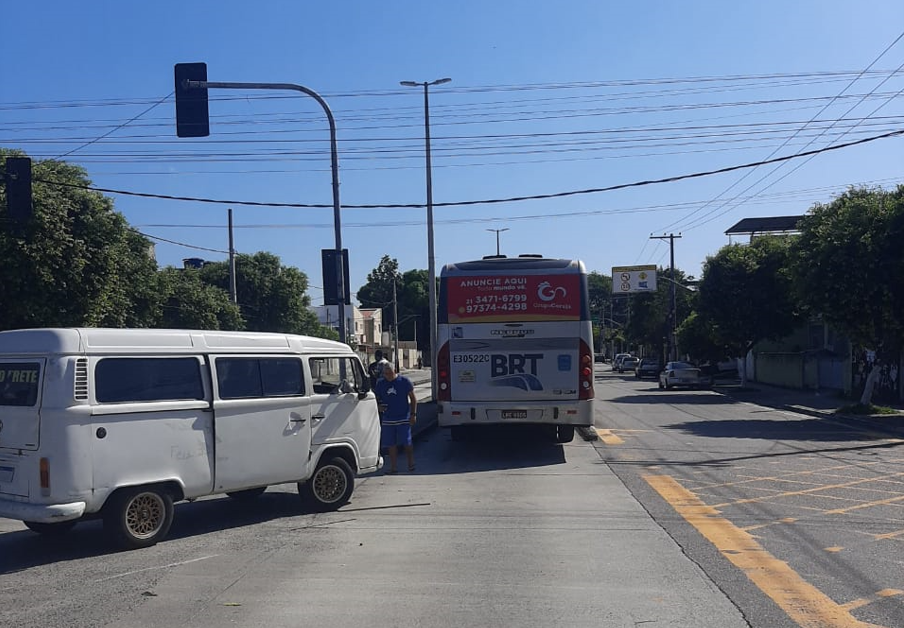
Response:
[311,415,325,422]
[290,412,307,424]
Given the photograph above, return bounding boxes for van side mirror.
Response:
[339,379,353,395]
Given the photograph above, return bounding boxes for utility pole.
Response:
[392,275,400,371]
[227,208,237,303]
[650,233,682,361]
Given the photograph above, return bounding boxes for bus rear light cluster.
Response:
[579,340,595,400]
[437,343,452,402]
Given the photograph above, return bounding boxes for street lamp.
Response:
[400,77,451,399]
[486,228,509,256]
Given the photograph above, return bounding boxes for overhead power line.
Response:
[32,127,904,210]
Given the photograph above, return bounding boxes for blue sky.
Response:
[3,1,903,305]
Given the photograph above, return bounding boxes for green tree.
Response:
[697,236,803,385]
[155,267,244,330]
[793,186,904,404]
[624,267,695,360]
[0,150,159,330]
[677,311,726,365]
[199,252,323,336]
[357,255,402,337]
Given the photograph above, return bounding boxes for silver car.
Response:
[658,361,712,390]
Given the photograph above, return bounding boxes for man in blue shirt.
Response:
[374,363,417,474]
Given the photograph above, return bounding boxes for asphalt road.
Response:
[3,366,902,627]
[593,366,904,628]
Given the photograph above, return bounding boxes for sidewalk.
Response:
[715,380,904,435]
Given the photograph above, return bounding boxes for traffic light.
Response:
[4,156,33,224]
[174,63,210,138]
[322,249,350,305]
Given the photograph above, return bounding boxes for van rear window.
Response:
[96,358,204,403]
[0,363,40,407]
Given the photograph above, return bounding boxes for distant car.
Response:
[634,358,661,378]
[658,361,712,389]
[617,356,639,373]
[612,353,631,370]
[594,353,606,363]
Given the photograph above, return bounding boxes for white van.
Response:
[0,328,382,549]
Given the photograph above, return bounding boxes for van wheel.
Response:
[226,487,266,501]
[104,487,174,550]
[24,520,77,536]
[556,425,575,444]
[299,456,354,511]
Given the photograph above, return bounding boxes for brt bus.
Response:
[435,255,595,443]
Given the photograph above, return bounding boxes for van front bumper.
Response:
[0,497,86,524]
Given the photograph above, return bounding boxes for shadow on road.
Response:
[412,424,568,475]
[0,491,332,573]
[666,417,898,442]
[608,392,739,405]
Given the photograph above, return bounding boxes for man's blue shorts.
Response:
[381,423,412,448]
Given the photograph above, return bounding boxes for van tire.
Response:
[299,456,354,511]
[226,487,266,501]
[556,425,575,444]
[104,487,174,550]
[24,520,77,536]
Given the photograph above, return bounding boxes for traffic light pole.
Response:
[183,79,347,344]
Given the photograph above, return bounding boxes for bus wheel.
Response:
[226,487,266,501]
[104,487,174,550]
[556,425,575,444]
[300,456,354,511]
[24,520,77,536]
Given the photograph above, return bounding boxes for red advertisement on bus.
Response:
[446,273,582,323]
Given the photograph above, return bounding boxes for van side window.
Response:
[0,363,40,406]
[96,358,204,403]
[309,357,364,394]
[216,357,304,399]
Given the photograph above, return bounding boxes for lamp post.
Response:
[486,227,509,256]
[400,77,451,399]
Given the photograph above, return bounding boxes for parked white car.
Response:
[658,361,712,390]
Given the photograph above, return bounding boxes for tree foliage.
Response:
[697,236,803,357]
[794,186,904,356]
[793,186,904,403]
[199,252,323,336]
[0,150,159,331]
[155,267,244,330]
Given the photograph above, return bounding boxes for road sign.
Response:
[611,265,657,293]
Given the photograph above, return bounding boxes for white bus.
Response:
[436,255,595,442]
[0,328,381,549]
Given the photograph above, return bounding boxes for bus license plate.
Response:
[501,410,527,419]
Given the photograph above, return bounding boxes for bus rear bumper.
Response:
[438,400,594,428]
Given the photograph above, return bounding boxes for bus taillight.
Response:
[579,340,594,400]
[437,342,451,402]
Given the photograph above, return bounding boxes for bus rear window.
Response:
[0,363,40,407]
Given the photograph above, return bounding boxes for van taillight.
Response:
[40,457,50,494]
[579,340,594,400]
[437,343,451,402]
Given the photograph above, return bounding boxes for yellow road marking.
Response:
[594,428,624,445]
[712,472,904,508]
[824,495,904,515]
[742,517,797,532]
[842,590,904,612]
[873,528,904,541]
[645,474,886,628]
[825,546,844,553]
